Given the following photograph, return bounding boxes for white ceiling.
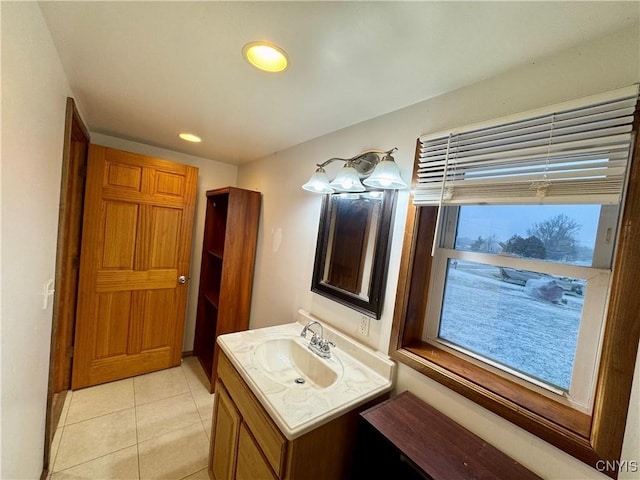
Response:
[39,1,639,165]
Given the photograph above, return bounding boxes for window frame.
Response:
[427,250,611,409]
[425,203,617,411]
[389,106,640,478]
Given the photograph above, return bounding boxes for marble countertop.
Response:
[217,309,396,440]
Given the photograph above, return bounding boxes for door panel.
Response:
[142,289,176,350]
[211,381,240,480]
[102,202,138,267]
[94,291,131,359]
[149,207,181,267]
[72,145,198,389]
[237,424,277,480]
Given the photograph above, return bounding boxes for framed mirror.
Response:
[311,189,397,319]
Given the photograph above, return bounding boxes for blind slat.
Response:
[419,130,632,163]
[420,110,634,154]
[417,154,630,177]
[413,87,638,206]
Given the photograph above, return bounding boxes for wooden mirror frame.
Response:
[311,190,397,319]
[389,112,640,478]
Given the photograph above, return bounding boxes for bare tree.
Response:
[470,234,500,253]
[485,233,500,254]
[527,214,581,260]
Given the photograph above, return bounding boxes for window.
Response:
[426,203,617,412]
[390,85,640,478]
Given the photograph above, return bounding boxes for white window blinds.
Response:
[414,85,639,206]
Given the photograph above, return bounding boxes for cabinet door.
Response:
[236,423,277,480]
[210,382,241,480]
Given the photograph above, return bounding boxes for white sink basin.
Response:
[252,336,343,389]
[217,310,396,440]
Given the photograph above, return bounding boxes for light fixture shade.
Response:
[178,132,202,143]
[330,163,366,192]
[302,167,335,194]
[243,42,288,72]
[363,155,407,189]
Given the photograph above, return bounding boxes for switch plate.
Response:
[42,279,55,309]
[358,316,370,337]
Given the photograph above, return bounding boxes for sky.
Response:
[456,204,602,247]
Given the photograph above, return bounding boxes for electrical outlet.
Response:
[358,315,370,336]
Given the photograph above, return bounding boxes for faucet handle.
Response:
[319,339,335,353]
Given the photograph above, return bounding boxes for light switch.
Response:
[42,279,55,309]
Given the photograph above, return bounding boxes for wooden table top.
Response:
[360,391,542,480]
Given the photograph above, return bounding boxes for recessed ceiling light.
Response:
[242,42,288,73]
[179,133,202,143]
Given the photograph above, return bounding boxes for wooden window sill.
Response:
[391,344,600,466]
[405,341,590,436]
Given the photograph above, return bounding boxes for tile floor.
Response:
[48,357,215,479]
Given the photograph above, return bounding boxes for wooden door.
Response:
[72,145,198,389]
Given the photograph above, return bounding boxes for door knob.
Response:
[178,275,187,284]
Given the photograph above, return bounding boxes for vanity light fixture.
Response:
[330,161,366,192]
[364,151,408,190]
[302,166,334,194]
[178,132,202,143]
[243,41,288,72]
[302,148,406,194]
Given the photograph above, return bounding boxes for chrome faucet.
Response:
[300,321,335,359]
[300,320,323,341]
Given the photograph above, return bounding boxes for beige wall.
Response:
[90,134,238,352]
[1,2,73,477]
[2,2,638,478]
[0,5,237,474]
[237,25,640,479]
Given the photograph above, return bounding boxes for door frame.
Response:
[42,97,90,478]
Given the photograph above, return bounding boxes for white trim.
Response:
[440,248,608,279]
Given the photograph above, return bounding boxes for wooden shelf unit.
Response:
[193,187,261,392]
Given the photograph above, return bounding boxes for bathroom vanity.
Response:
[208,311,395,480]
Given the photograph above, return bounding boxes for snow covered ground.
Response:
[438,261,583,390]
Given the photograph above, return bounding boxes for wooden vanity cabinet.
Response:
[236,424,277,480]
[193,187,261,393]
[209,350,378,480]
[210,383,241,480]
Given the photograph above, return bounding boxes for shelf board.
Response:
[203,290,220,309]
[208,248,224,260]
